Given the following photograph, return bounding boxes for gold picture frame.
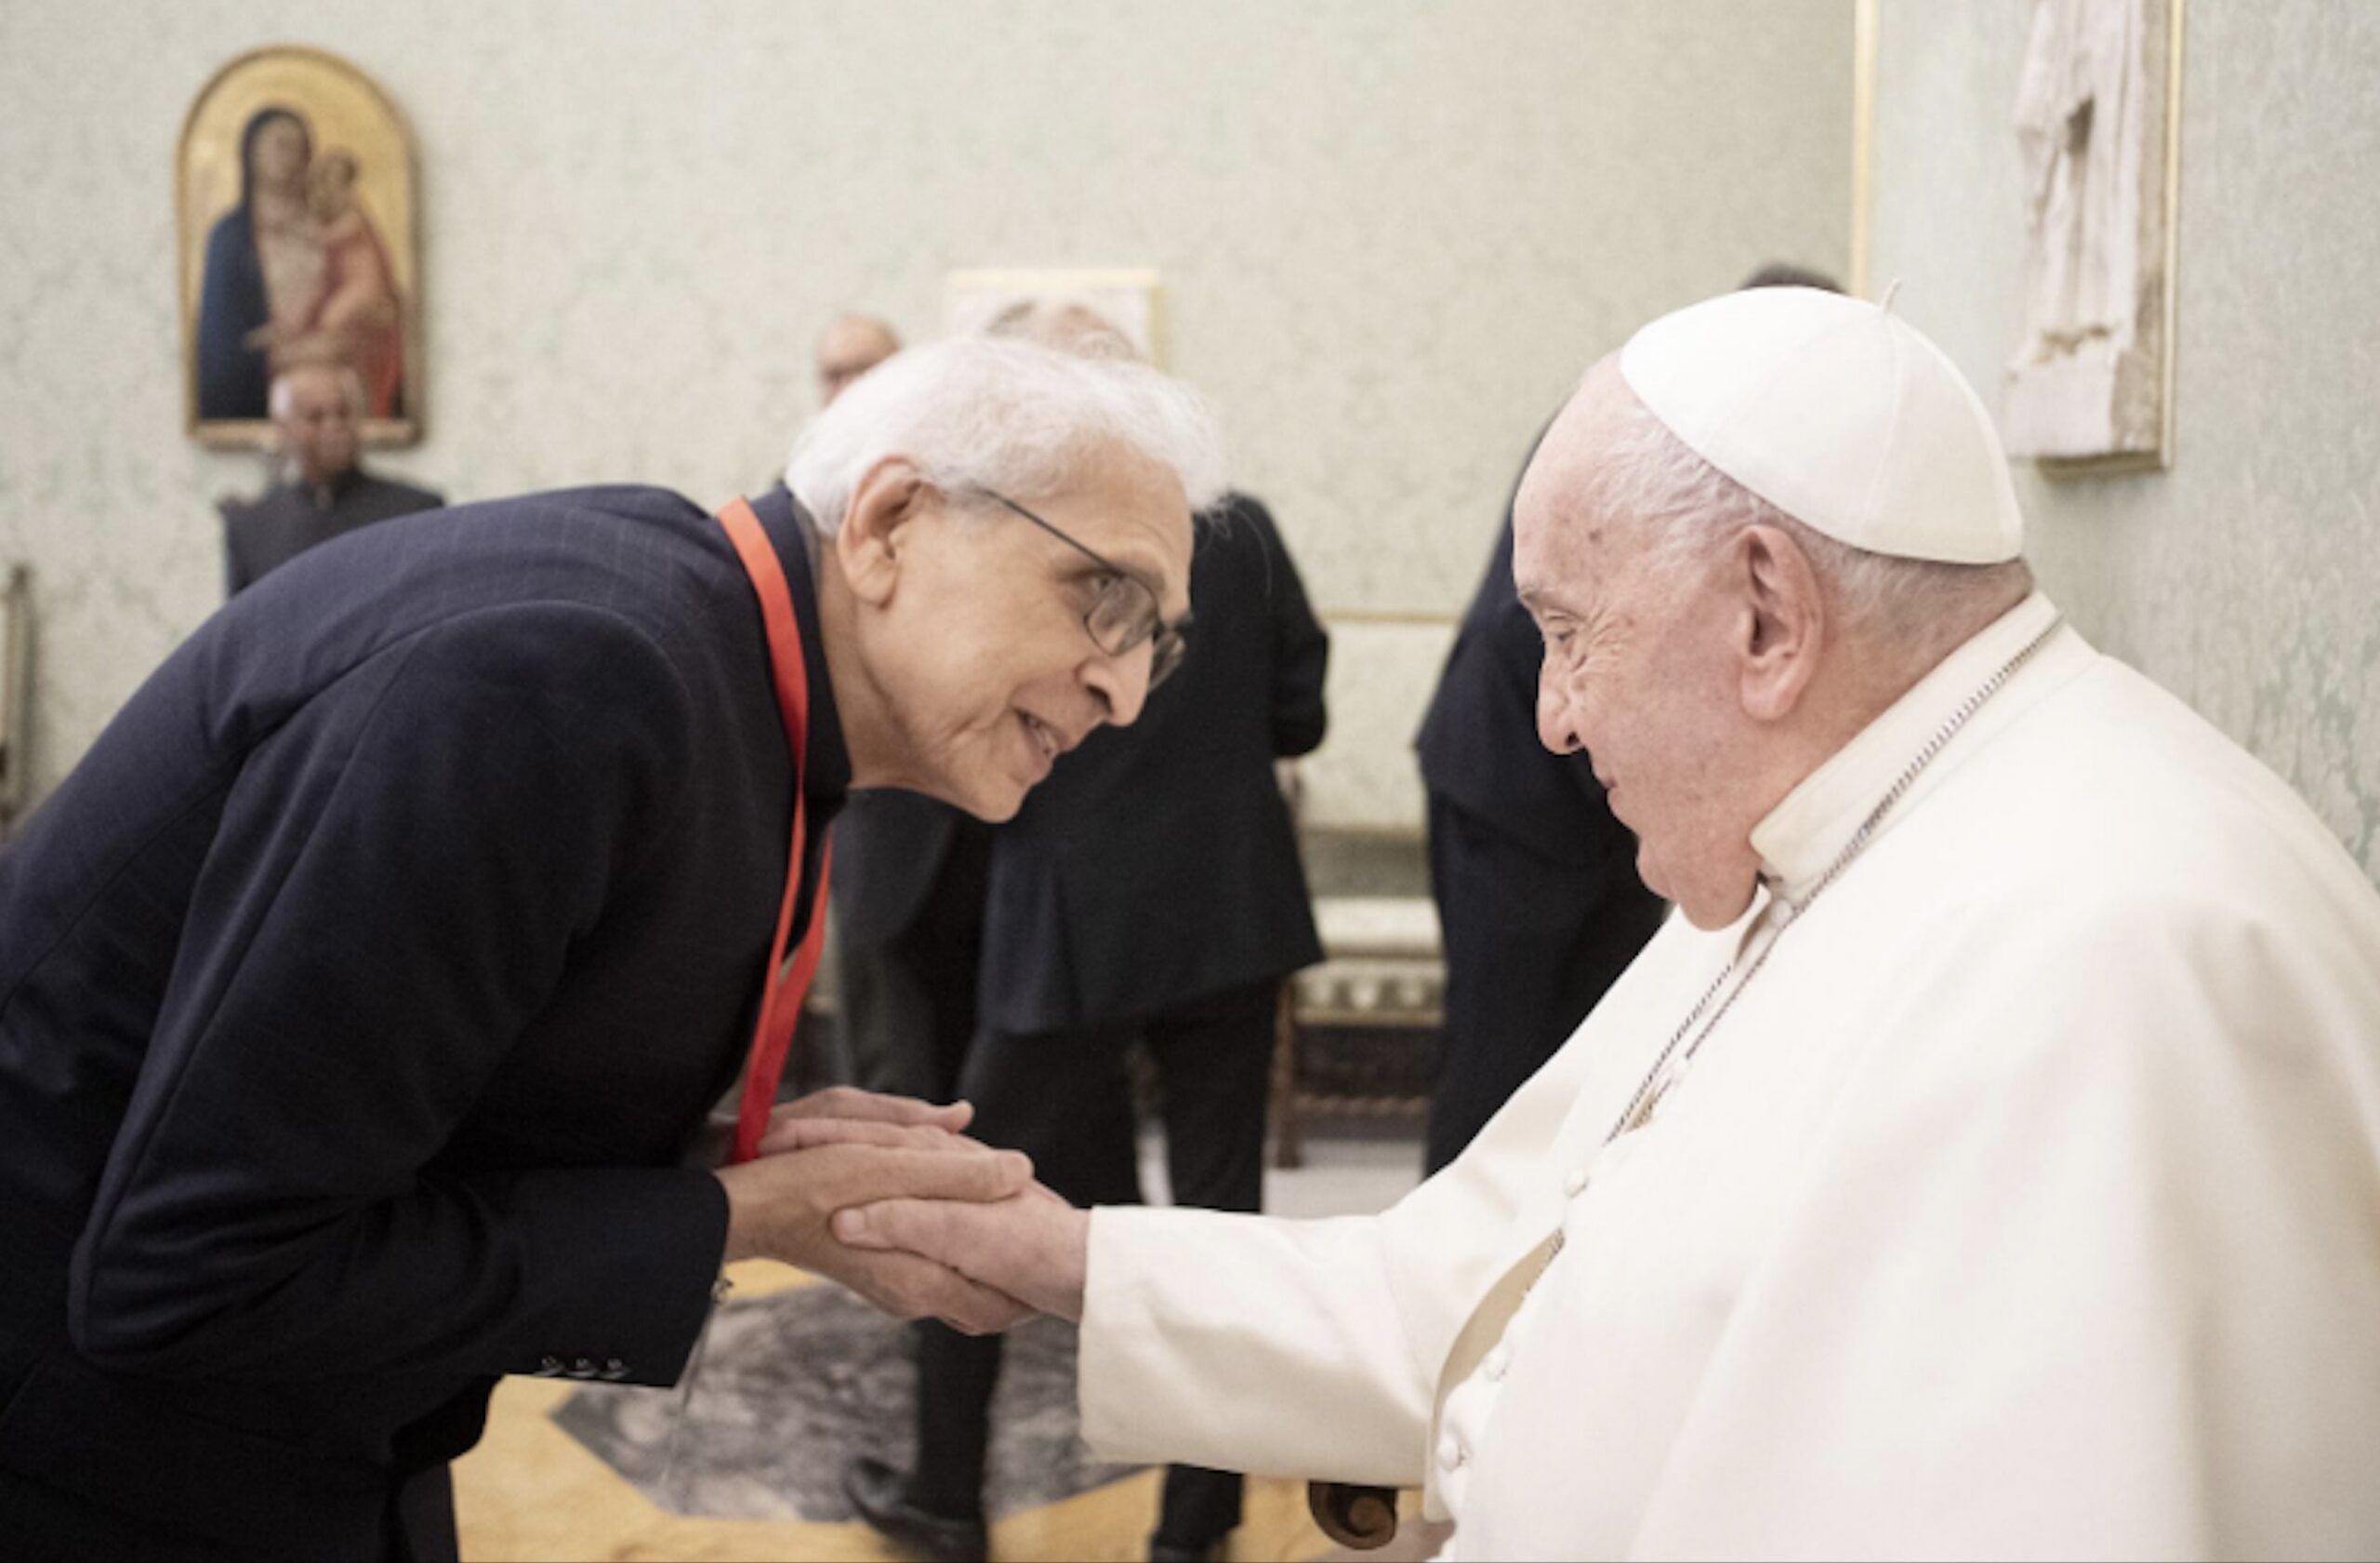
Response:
[178,46,422,448]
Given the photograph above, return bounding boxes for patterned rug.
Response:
[551,1282,1140,1523]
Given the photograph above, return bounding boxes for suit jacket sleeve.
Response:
[67,603,728,1386]
[1243,498,1329,759]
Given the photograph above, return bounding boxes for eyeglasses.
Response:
[966,486,1189,689]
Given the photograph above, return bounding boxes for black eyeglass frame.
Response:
[962,484,1191,688]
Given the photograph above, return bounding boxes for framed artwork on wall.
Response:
[178,46,422,448]
[944,269,1164,365]
[2003,0,2185,470]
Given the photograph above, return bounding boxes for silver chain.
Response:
[1600,615,2067,1146]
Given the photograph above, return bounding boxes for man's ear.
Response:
[831,457,929,607]
[1735,523,1825,722]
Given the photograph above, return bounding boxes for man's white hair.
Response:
[1595,378,2032,647]
[268,363,367,421]
[785,336,1227,534]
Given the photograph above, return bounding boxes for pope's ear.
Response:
[1736,523,1824,722]
[830,458,930,606]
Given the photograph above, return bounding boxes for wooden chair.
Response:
[1270,895,1444,1168]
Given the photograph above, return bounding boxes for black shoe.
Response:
[841,1455,989,1562]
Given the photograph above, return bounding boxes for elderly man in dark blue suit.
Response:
[0,337,1224,1559]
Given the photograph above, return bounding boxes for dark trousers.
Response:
[835,825,991,1102]
[906,977,1278,1547]
[1422,795,1666,1173]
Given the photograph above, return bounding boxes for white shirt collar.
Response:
[1751,591,2068,905]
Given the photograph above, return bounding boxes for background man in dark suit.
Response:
[1414,460,1666,1172]
[0,336,1224,1560]
[847,481,1329,1563]
[842,302,1329,1563]
[1412,263,1842,1173]
[829,788,990,1099]
[813,311,998,1104]
[219,362,443,595]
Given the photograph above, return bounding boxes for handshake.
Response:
[709,1088,1089,1334]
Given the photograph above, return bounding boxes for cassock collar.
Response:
[302,464,368,510]
[747,484,853,827]
[1751,590,2066,906]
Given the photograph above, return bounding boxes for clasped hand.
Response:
[712,1086,1040,1335]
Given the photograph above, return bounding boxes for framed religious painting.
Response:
[945,269,1165,366]
[2002,0,2185,470]
[178,46,422,448]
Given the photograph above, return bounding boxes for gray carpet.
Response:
[550,1282,1140,1522]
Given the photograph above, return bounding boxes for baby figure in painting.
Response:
[299,150,404,417]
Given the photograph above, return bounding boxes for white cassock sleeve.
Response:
[1622,881,2380,1560]
[1075,1003,1601,1488]
[1078,1206,1440,1485]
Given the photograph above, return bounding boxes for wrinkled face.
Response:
[860,444,1194,821]
[276,366,361,483]
[1514,369,1763,928]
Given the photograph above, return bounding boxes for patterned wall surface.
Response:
[1868,0,2380,883]
[0,0,1850,818]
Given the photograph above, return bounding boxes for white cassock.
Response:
[1078,592,2380,1560]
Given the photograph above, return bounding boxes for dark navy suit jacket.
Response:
[0,484,843,1556]
[1415,499,1623,868]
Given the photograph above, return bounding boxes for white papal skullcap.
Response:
[1618,285,2024,564]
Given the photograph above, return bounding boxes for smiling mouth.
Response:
[1019,711,1064,765]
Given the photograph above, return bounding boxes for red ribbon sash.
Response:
[717,497,834,1165]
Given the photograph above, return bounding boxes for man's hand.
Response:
[712,1090,1035,1335]
[831,1182,1092,1323]
[688,1085,978,1169]
[757,1084,981,1151]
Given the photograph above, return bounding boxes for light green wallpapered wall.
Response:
[0,0,1851,821]
[1867,0,2380,882]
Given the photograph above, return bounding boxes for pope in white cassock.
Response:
[832,286,2380,1559]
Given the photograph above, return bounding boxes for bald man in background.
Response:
[815,313,902,406]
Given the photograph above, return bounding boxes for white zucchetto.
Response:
[1619,286,2025,563]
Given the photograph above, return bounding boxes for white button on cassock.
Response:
[1481,1346,1510,1382]
[1564,1167,1590,1197]
[1437,1435,1466,1473]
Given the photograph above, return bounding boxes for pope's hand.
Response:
[830,1182,1091,1324]
[712,1091,1036,1335]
